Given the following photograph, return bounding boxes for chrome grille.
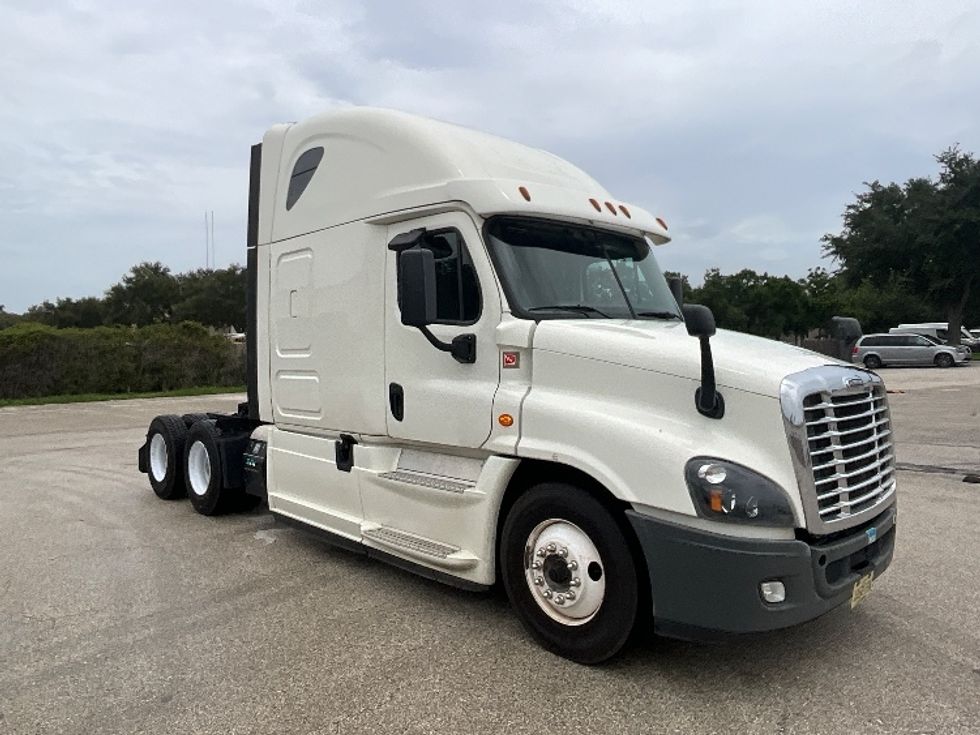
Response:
[803,385,895,522]
[781,367,897,533]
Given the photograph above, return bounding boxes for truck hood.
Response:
[532,319,839,398]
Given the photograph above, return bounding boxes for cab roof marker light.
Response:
[656,217,668,230]
[589,198,602,212]
[518,186,531,202]
[604,201,617,215]
[618,205,631,219]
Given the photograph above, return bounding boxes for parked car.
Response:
[891,323,979,351]
[970,328,980,340]
[854,333,969,369]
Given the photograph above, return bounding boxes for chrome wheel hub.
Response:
[149,433,168,482]
[187,440,211,496]
[524,519,605,625]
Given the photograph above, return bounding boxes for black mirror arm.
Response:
[695,336,725,419]
[418,326,477,364]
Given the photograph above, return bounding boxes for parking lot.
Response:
[1,366,978,735]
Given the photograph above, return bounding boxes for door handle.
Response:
[389,383,404,421]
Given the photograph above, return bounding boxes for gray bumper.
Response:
[626,505,896,639]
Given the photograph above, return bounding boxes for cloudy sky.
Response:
[2,0,978,312]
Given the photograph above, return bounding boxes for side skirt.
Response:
[271,512,491,593]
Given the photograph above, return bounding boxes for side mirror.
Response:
[397,249,437,327]
[395,247,477,364]
[682,304,723,419]
[668,277,685,308]
[682,303,716,338]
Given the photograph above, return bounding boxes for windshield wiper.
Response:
[636,311,682,320]
[528,304,613,318]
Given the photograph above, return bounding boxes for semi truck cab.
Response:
[139,108,896,663]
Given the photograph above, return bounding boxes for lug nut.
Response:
[534,576,544,586]
[536,548,547,558]
[566,590,576,600]
[570,578,581,587]
[531,560,542,570]
[555,594,565,605]
[546,542,556,553]
[568,560,578,571]
[542,589,552,599]
[557,547,568,558]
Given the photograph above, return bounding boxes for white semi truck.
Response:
[139,108,896,663]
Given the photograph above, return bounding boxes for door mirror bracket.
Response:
[418,328,476,364]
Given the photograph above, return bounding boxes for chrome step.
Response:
[377,469,474,494]
[361,524,477,569]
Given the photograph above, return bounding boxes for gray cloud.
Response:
[1,0,978,310]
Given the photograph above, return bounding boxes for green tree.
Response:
[172,266,247,330]
[822,146,980,344]
[25,297,106,328]
[0,305,21,330]
[103,262,180,326]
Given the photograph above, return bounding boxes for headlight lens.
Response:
[684,457,795,526]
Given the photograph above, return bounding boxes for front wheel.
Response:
[864,354,882,370]
[499,483,640,664]
[935,352,955,368]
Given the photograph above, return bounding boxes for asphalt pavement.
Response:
[1,365,979,734]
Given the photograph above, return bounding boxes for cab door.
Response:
[384,212,500,448]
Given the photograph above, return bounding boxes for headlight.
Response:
[684,457,796,527]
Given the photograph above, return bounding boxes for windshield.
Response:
[485,217,681,320]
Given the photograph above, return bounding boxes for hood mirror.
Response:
[682,304,724,419]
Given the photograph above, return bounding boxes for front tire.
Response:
[935,353,954,368]
[499,483,640,664]
[864,354,882,370]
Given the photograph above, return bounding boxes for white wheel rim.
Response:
[524,519,606,626]
[149,433,168,482]
[187,440,211,496]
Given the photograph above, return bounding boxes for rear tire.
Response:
[935,352,954,368]
[184,420,241,516]
[146,415,188,500]
[499,483,640,664]
[181,413,211,428]
[863,354,882,370]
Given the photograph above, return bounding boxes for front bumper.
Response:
[626,504,896,639]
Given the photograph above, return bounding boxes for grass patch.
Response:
[0,385,245,407]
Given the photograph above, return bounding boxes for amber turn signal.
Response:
[498,414,514,427]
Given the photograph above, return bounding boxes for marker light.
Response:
[618,205,631,219]
[589,198,602,212]
[760,580,786,604]
[656,217,668,230]
[498,414,514,427]
[605,201,617,215]
[518,186,531,201]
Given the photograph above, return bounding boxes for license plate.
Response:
[850,572,874,609]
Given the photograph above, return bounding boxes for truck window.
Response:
[485,216,680,320]
[405,229,481,324]
[285,147,324,210]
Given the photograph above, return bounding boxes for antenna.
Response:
[204,211,209,268]
[210,210,215,269]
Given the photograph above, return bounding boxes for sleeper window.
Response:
[286,147,324,210]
